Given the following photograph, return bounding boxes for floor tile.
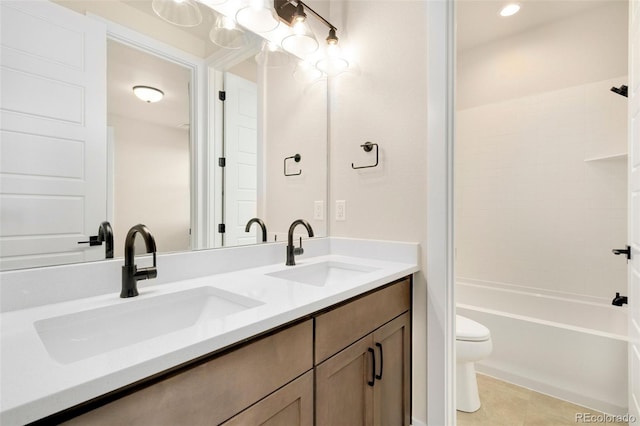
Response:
[456,374,607,426]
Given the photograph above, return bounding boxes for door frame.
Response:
[425,0,456,425]
[87,13,208,250]
[444,0,637,423]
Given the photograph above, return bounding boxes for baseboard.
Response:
[476,366,628,416]
[411,417,427,426]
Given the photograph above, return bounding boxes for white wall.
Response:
[328,1,429,422]
[110,114,191,257]
[456,5,629,301]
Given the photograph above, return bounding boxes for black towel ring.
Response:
[284,153,302,176]
[352,142,379,169]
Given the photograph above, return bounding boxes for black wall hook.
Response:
[284,153,302,176]
[610,85,628,98]
[352,142,379,169]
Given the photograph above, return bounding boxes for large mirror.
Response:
[0,0,328,270]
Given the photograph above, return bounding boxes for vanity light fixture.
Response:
[255,40,292,67]
[275,0,348,74]
[210,15,247,49]
[293,60,323,83]
[316,27,349,75]
[151,0,203,27]
[499,3,521,17]
[133,86,164,103]
[281,11,319,56]
[236,0,280,33]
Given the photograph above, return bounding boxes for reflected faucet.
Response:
[286,219,314,266]
[98,221,114,259]
[121,224,157,298]
[77,221,114,259]
[245,218,268,242]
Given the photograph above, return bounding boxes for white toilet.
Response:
[456,315,492,413]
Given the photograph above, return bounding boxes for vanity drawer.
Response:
[314,277,411,364]
[63,320,313,426]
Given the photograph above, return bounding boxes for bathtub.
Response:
[457,280,628,415]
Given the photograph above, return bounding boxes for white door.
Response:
[0,1,107,269]
[223,72,258,246]
[629,0,640,419]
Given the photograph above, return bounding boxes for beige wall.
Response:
[263,60,328,241]
[328,1,428,422]
[456,5,629,301]
[110,114,191,257]
[457,3,628,109]
[55,0,207,57]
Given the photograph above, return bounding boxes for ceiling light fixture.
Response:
[499,3,521,17]
[151,0,203,27]
[133,86,164,103]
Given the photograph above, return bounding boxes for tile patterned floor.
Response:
[456,374,629,426]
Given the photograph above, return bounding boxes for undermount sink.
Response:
[266,261,380,287]
[34,287,263,364]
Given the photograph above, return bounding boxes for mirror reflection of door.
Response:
[107,40,192,257]
[0,1,107,270]
[211,53,261,248]
[221,72,258,247]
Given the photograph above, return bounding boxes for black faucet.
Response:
[286,219,314,266]
[612,292,628,306]
[98,221,114,259]
[121,224,157,298]
[77,221,114,259]
[245,217,268,242]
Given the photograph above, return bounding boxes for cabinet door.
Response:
[315,278,411,363]
[316,335,375,426]
[222,371,313,426]
[62,321,312,425]
[372,313,411,426]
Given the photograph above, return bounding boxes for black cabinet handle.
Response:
[367,347,375,387]
[375,342,384,380]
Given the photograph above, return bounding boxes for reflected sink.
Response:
[34,287,263,364]
[266,261,380,287]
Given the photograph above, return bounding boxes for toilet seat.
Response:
[456,315,490,342]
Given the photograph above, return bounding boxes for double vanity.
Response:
[0,237,418,425]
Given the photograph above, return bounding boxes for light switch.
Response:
[336,200,346,221]
[314,201,324,220]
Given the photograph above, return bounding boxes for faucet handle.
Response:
[294,236,304,255]
[135,266,157,280]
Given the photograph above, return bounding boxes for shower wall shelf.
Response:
[584,153,627,162]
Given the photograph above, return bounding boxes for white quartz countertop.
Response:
[0,252,418,425]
